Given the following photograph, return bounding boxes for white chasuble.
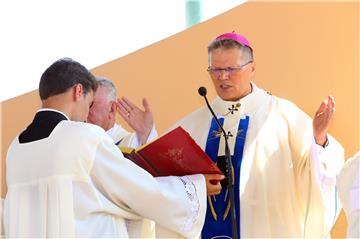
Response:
[171,82,344,238]
[4,121,206,238]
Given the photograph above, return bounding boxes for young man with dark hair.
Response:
[4,58,223,238]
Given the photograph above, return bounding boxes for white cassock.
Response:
[107,122,158,148]
[4,121,206,238]
[171,82,344,238]
[107,122,158,238]
[337,152,360,238]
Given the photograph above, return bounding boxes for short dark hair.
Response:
[39,58,98,100]
[207,39,253,62]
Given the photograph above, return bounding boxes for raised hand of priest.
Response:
[117,97,154,145]
[313,95,335,146]
[204,174,225,195]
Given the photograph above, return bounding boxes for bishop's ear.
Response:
[248,61,256,78]
[73,84,84,101]
[109,100,118,118]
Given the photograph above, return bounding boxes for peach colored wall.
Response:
[92,3,360,238]
[1,2,358,237]
[91,2,359,157]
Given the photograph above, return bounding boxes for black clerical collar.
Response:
[37,108,70,120]
[18,110,68,143]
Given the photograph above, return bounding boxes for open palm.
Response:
[117,97,154,144]
[313,95,335,146]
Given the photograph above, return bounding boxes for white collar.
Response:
[211,82,271,117]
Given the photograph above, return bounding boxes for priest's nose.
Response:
[218,70,230,80]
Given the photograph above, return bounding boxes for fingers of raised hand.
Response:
[323,97,335,120]
[117,103,131,119]
[122,97,140,111]
[315,96,335,120]
[315,101,326,117]
[327,95,335,113]
[142,98,151,112]
[117,98,133,113]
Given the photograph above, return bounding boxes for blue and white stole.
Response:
[201,115,250,239]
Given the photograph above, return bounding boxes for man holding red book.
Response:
[3,58,224,238]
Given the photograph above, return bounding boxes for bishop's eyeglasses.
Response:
[207,60,253,77]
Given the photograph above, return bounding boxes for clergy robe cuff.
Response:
[133,125,158,148]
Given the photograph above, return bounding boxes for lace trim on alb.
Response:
[178,176,200,235]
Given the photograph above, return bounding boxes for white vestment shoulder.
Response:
[337,152,360,238]
[4,121,206,238]
[171,83,344,238]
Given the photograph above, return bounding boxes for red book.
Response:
[120,126,222,177]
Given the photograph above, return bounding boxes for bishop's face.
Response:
[87,86,113,130]
[208,47,255,101]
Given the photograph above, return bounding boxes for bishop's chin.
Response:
[218,94,240,102]
[216,90,237,102]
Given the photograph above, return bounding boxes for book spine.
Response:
[137,152,162,176]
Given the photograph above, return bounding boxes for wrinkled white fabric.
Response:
[171,82,344,238]
[337,152,360,238]
[4,121,206,238]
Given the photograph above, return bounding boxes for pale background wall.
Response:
[1,2,358,237]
